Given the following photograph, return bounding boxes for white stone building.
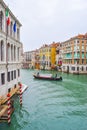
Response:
[0,0,22,98]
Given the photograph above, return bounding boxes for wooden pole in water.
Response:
[7,93,11,124]
[19,83,22,106]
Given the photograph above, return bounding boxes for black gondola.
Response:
[33,73,62,81]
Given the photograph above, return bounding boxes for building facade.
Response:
[56,43,62,70]
[34,49,40,69]
[22,49,40,69]
[22,51,32,69]
[0,0,22,98]
[62,34,87,74]
[50,42,60,69]
[39,42,59,70]
[39,44,51,70]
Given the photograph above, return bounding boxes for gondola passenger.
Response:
[37,72,39,76]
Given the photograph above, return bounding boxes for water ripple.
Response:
[1,70,87,130]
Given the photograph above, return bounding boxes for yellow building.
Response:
[39,44,51,70]
[50,42,59,69]
[39,42,59,70]
[35,49,40,69]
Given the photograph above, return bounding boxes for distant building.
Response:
[0,0,22,98]
[39,42,59,70]
[50,42,60,70]
[39,44,51,70]
[22,49,40,69]
[22,51,32,69]
[31,50,37,69]
[34,49,40,69]
[56,43,62,70]
[62,33,87,74]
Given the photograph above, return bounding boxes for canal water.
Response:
[0,69,87,130]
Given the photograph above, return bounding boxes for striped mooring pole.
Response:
[7,93,11,124]
[19,83,22,106]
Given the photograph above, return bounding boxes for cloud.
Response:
[4,0,87,51]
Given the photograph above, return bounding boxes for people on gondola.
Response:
[37,72,39,76]
[55,73,57,78]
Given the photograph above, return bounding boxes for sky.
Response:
[4,0,87,51]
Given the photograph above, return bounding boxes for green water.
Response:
[0,69,87,130]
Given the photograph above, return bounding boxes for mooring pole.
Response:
[19,83,22,106]
[7,93,11,124]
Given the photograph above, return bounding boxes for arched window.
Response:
[17,28,20,40]
[82,66,84,71]
[1,41,4,61]
[11,44,13,61]
[17,47,20,61]
[7,43,10,61]
[0,11,4,31]
[14,46,16,61]
[0,40,4,61]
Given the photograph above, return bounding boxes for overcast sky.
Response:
[4,0,87,51]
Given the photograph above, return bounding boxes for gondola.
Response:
[33,73,62,81]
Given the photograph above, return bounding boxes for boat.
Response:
[16,84,28,94]
[33,73,62,81]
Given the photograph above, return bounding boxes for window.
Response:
[1,73,5,85]
[1,40,4,61]
[82,59,84,64]
[82,46,84,50]
[18,69,20,77]
[63,66,65,69]
[82,53,84,59]
[6,24,9,35]
[86,46,87,51]
[7,43,10,61]
[11,45,13,61]
[77,67,79,71]
[86,67,87,71]
[77,40,79,43]
[14,70,16,79]
[74,40,76,43]
[17,28,20,40]
[77,60,79,64]
[72,67,75,71]
[74,59,77,64]
[17,47,19,61]
[0,11,3,31]
[14,46,16,61]
[11,71,13,80]
[7,72,10,82]
[82,66,84,71]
